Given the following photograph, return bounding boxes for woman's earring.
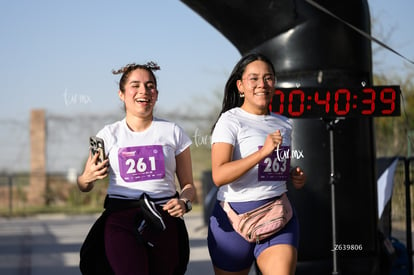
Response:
[239,93,245,98]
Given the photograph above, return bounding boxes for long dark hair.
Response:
[211,52,276,132]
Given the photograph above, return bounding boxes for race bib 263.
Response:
[258,145,290,181]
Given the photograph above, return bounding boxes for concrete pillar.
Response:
[28,109,46,205]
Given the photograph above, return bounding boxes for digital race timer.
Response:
[270,86,401,118]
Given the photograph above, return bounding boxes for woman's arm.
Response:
[211,130,283,187]
[163,147,196,217]
[175,147,196,202]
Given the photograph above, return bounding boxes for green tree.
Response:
[373,68,414,157]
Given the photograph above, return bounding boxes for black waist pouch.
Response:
[139,193,167,232]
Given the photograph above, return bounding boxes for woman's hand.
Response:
[291,166,306,189]
[77,151,109,192]
[261,130,283,157]
[163,198,186,217]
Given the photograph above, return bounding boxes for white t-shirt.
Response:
[96,117,192,200]
[211,107,292,202]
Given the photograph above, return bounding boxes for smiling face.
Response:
[118,68,158,119]
[237,60,275,115]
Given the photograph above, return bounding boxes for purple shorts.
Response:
[207,195,299,272]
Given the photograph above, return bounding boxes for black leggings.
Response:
[105,207,189,275]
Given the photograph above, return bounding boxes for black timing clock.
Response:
[270,86,401,118]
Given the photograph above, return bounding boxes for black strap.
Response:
[104,192,178,212]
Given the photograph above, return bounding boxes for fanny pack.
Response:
[221,193,293,243]
[138,193,167,232]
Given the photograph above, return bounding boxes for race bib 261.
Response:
[118,145,165,182]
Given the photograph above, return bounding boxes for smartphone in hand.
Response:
[89,136,106,164]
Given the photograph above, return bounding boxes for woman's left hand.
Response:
[291,166,306,189]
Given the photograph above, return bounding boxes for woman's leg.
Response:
[256,244,297,275]
[105,208,149,274]
[254,203,300,275]
[105,207,184,275]
[208,201,255,274]
[146,213,181,274]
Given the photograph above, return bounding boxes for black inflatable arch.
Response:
[182,1,386,274]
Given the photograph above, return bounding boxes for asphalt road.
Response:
[2,211,410,275]
[0,211,220,275]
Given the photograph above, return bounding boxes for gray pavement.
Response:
[0,211,255,275]
[0,211,214,275]
[3,212,411,274]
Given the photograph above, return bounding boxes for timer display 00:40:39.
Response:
[270,86,401,118]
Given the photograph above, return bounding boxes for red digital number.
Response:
[314,91,330,113]
[271,89,285,114]
[380,88,396,114]
[361,88,376,115]
[334,89,350,115]
[288,89,305,117]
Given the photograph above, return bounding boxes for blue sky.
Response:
[0,0,240,120]
[0,0,413,121]
[0,0,413,173]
